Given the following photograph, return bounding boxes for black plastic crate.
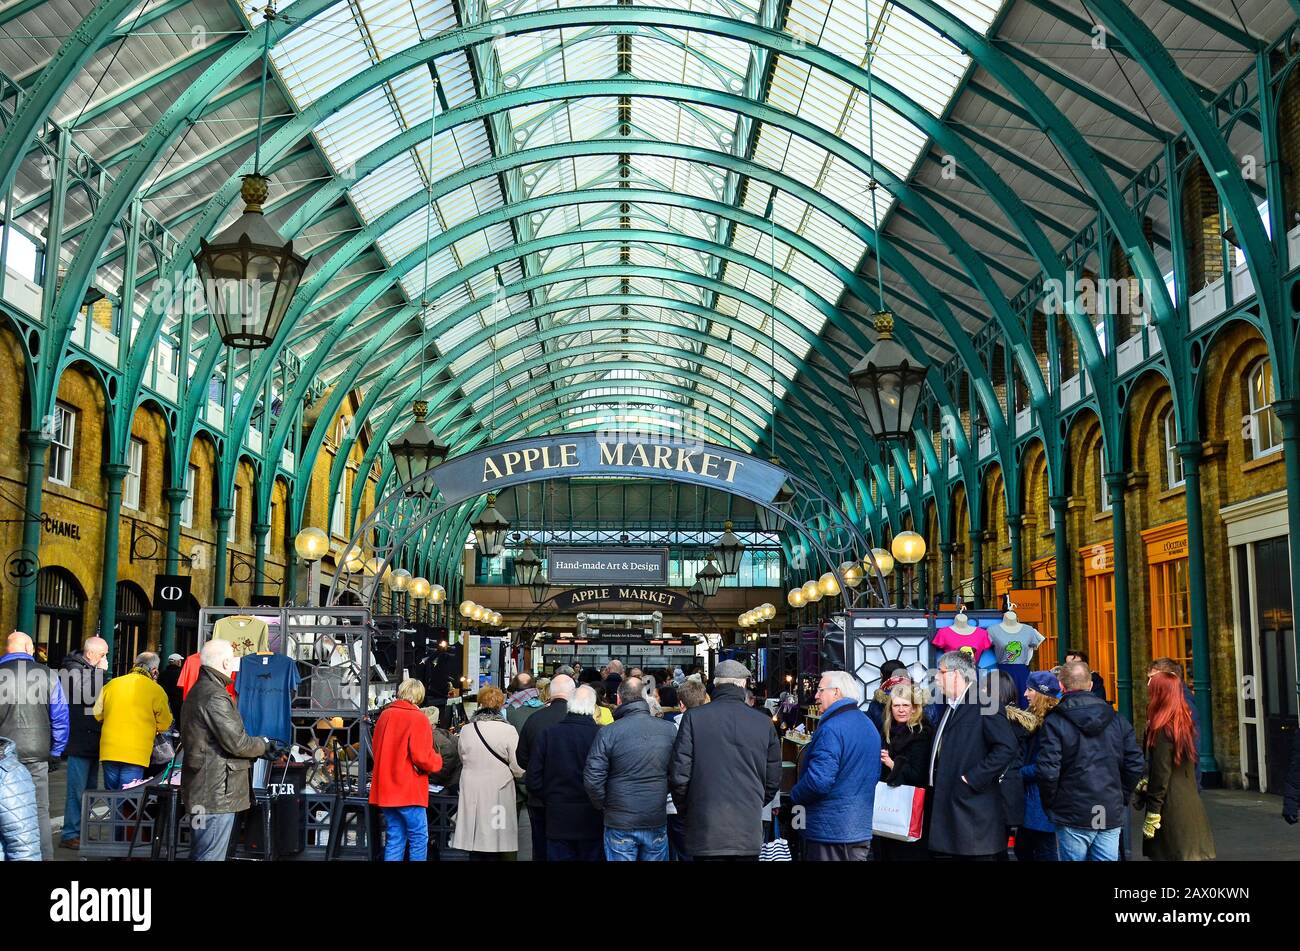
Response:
[79,785,191,860]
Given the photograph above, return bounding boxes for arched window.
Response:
[1247,360,1282,459]
[113,582,150,677]
[1162,407,1184,489]
[35,567,85,669]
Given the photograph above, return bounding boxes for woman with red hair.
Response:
[1140,672,1214,861]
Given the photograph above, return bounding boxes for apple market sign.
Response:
[427,435,788,507]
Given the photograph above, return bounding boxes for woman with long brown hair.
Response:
[1141,672,1215,861]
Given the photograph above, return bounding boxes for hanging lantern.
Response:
[787,587,807,609]
[429,583,446,605]
[891,530,927,566]
[193,174,308,350]
[801,580,822,603]
[866,547,895,578]
[848,311,927,441]
[696,555,723,598]
[387,568,411,592]
[755,456,795,533]
[688,578,703,598]
[472,494,510,557]
[514,537,542,586]
[388,400,449,497]
[714,520,745,576]
[839,561,864,588]
[528,574,550,604]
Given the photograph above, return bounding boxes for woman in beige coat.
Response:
[452,685,524,859]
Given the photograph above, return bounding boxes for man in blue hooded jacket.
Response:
[789,670,880,860]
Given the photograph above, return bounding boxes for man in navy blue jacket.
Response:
[789,670,881,860]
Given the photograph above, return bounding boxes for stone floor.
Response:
[45,766,1298,861]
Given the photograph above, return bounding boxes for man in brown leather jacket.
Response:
[180,639,275,860]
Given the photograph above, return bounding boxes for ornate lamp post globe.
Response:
[891,530,927,566]
[761,603,777,621]
[459,599,476,618]
[818,571,841,597]
[801,580,823,603]
[194,174,308,350]
[714,520,745,576]
[839,561,864,588]
[470,604,486,622]
[388,400,449,497]
[343,550,366,575]
[408,577,431,601]
[429,583,446,605]
[293,526,329,562]
[472,494,511,557]
[787,587,807,609]
[848,311,927,440]
[514,537,542,586]
[387,568,411,592]
[696,555,724,598]
[866,547,895,578]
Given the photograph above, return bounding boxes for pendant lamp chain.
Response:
[252,3,275,176]
[865,0,886,309]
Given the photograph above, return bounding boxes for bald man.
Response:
[59,636,109,849]
[517,673,575,862]
[0,632,70,859]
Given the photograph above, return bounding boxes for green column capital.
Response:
[20,431,50,450]
[164,486,189,504]
[1175,440,1203,462]
[103,463,131,481]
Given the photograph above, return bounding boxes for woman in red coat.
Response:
[370,679,443,861]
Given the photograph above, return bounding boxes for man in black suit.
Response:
[927,651,1018,860]
[516,673,574,862]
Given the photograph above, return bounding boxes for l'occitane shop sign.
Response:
[428,435,788,506]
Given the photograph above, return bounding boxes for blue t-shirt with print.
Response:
[236,653,300,743]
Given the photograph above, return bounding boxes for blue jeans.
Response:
[102,761,144,790]
[62,756,98,841]
[547,838,603,861]
[190,811,237,861]
[1056,825,1121,861]
[604,826,669,861]
[382,805,429,861]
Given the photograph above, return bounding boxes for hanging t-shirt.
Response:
[932,625,992,664]
[988,622,1045,666]
[212,616,270,657]
[178,653,237,700]
[235,652,300,743]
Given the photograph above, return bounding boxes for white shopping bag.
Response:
[872,782,925,842]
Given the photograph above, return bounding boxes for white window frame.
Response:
[1098,442,1112,513]
[181,465,197,528]
[265,503,275,556]
[46,402,76,486]
[124,438,144,510]
[331,477,346,538]
[229,485,242,539]
[1162,410,1184,489]
[1248,361,1282,459]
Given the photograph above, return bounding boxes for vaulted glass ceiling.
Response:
[243,0,1002,451]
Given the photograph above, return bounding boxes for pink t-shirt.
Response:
[933,625,992,664]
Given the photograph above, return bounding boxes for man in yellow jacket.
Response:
[94,651,173,789]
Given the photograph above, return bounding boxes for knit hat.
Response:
[1027,671,1062,699]
[713,659,751,682]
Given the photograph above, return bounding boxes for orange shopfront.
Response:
[1142,521,1193,679]
[1079,540,1117,705]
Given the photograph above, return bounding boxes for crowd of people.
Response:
[0,625,1286,862]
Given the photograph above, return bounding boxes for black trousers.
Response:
[529,805,547,863]
[804,839,872,861]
